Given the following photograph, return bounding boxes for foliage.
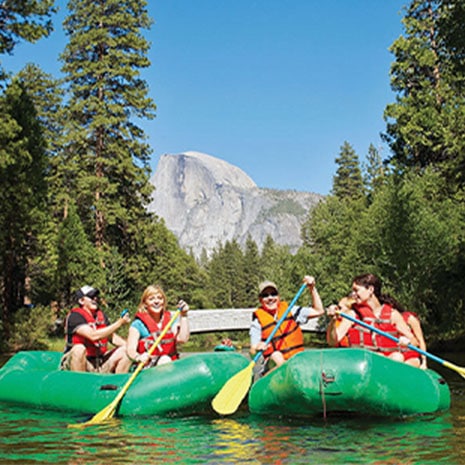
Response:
[0,0,55,56]
[301,145,367,303]
[260,199,306,218]
[242,236,262,306]
[332,141,365,201]
[207,239,248,308]
[363,143,386,201]
[54,203,103,308]
[300,195,366,304]
[384,0,465,190]
[0,79,48,337]
[353,169,465,333]
[60,0,156,255]
[7,305,54,351]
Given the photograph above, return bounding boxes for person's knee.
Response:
[270,351,285,367]
[389,352,404,363]
[71,344,87,358]
[405,357,420,368]
[157,355,172,365]
[114,347,132,373]
[112,346,127,359]
[61,344,88,372]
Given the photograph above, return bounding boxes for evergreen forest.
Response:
[1,1,465,352]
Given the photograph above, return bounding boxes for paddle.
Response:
[68,308,182,428]
[211,283,308,415]
[338,310,465,379]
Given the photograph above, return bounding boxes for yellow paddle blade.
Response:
[211,361,255,415]
[68,309,182,428]
[68,401,118,428]
[68,369,140,428]
[442,360,465,379]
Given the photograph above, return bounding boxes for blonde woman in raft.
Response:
[126,285,190,367]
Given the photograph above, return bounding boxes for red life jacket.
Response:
[135,311,179,360]
[345,303,400,354]
[254,301,304,360]
[403,311,418,320]
[65,307,108,358]
[401,311,421,361]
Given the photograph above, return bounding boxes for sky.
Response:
[2,0,408,195]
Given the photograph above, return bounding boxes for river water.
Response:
[0,353,464,465]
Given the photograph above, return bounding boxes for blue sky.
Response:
[2,0,407,195]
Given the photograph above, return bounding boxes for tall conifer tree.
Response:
[363,143,385,199]
[332,141,364,200]
[0,1,54,56]
[383,0,465,188]
[384,0,445,169]
[12,65,64,304]
[60,0,156,257]
[0,80,47,335]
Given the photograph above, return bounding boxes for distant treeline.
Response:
[1,1,465,351]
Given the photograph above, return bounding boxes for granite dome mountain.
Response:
[148,151,323,258]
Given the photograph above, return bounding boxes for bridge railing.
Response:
[188,308,324,334]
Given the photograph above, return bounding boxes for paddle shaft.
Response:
[211,282,309,415]
[71,307,182,426]
[118,308,182,396]
[338,310,447,365]
[253,283,307,363]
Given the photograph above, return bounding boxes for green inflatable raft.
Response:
[248,348,450,418]
[0,350,249,417]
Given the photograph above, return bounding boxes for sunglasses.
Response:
[260,291,278,299]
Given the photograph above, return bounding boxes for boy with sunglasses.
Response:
[60,285,132,373]
[249,276,324,373]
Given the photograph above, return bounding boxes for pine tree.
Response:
[0,79,48,337]
[206,242,232,308]
[11,65,65,305]
[332,141,365,200]
[55,203,102,307]
[383,0,465,187]
[260,235,294,300]
[0,0,54,56]
[15,64,63,155]
[363,143,386,199]
[60,0,156,256]
[242,236,262,307]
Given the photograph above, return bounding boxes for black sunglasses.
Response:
[260,291,278,299]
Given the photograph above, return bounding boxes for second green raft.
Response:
[248,348,450,418]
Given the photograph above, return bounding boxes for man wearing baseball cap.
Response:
[60,285,131,373]
[250,275,324,374]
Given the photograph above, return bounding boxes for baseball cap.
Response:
[258,280,278,296]
[76,285,100,300]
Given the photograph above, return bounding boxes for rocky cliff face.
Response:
[148,151,323,258]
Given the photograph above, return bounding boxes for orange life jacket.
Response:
[345,303,400,354]
[254,301,304,360]
[135,311,179,360]
[65,307,108,358]
[333,317,350,347]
